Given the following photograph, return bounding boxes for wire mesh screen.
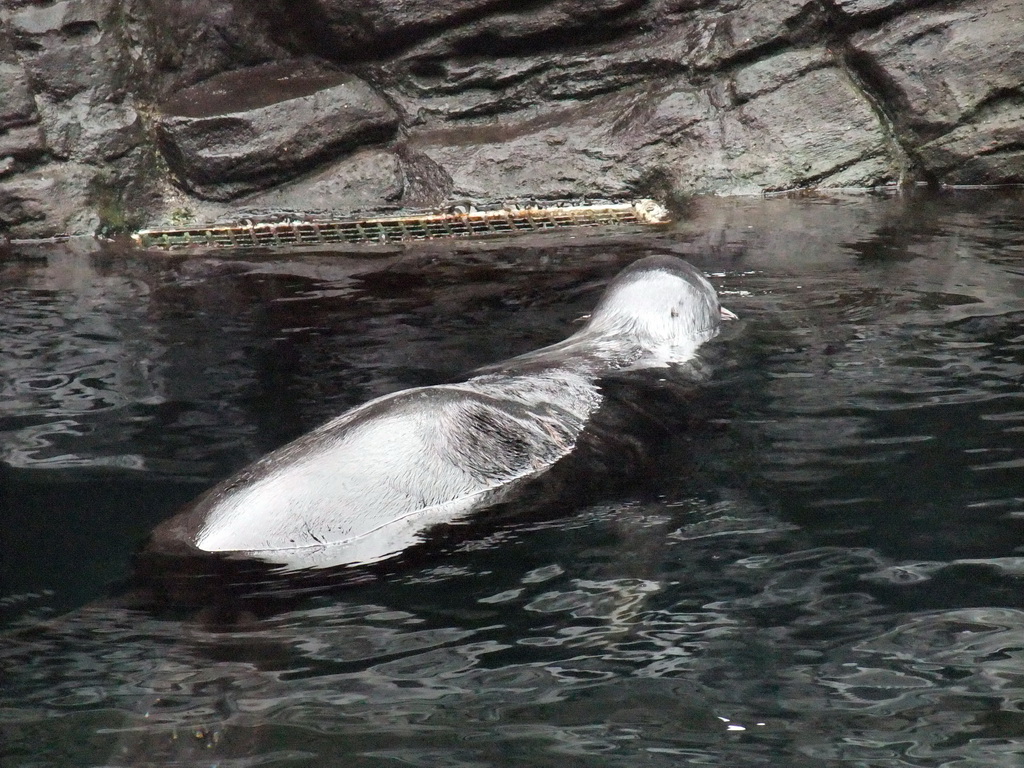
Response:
[132,200,670,249]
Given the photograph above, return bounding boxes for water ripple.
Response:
[6,192,1024,766]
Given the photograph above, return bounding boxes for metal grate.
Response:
[132,199,670,249]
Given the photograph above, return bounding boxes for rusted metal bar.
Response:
[131,199,670,249]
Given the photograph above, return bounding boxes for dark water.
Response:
[3,191,1024,767]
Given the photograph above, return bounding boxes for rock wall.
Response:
[1,0,1022,238]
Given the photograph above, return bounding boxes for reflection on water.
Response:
[3,190,1024,767]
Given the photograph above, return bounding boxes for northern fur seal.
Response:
[146,255,734,571]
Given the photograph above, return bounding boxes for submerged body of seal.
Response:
[147,255,734,571]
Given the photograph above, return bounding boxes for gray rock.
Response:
[239,148,404,214]
[0,26,42,181]
[731,48,832,102]
[312,0,643,60]
[917,101,1024,185]
[35,93,141,161]
[154,62,400,200]
[851,0,1024,137]
[6,0,110,101]
[0,123,46,161]
[395,148,455,208]
[0,162,98,238]
[412,92,644,201]
[825,0,916,17]
[680,0,822,72]
[410,57,897,203]
[424,0,645,56]
[1,0,1021,237]
[0,60,37,129]
[4,0,107,36]
[850,0,1024,184]
[654,66,896,194]
[23,39,106,102]
[116,0,290,99]
[315,0,510,54]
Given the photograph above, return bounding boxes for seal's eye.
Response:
[670,308,679,319]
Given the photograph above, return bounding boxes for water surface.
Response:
[3,190,1024,767]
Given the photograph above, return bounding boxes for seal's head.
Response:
[583,255,733,366]
[483,255,734,376]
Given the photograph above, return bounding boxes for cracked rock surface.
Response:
[0,0,1022,238]
[154,61,399,200]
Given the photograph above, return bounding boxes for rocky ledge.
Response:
[1,0,1022,239]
